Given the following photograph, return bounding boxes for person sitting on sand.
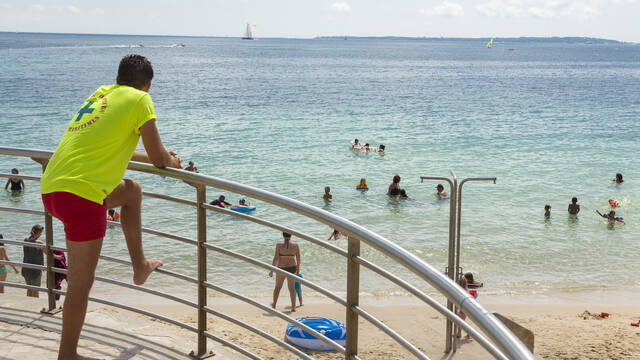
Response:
[5,168,25,192]
[436,184,447,199]
[544,205,551,219]
[210,195,232,208]
[328,229,341,241]
[184,160,198,173]
[323,186,332,201]
[595,210,624,224]
[613,173,623,184]
[568,197,580,216]
[388,174,401,196]
[269,232,300,312]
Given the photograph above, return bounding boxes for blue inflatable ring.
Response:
[229,205,256,213]
[285,316,346,351]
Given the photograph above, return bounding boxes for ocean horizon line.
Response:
[0,31,633,44]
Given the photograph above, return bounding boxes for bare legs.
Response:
[0,271,5,293]
[105,179,162,285]
[58,238,103,360]
[57,179,161,359]
[271,272,296,312]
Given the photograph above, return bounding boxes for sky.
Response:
[0,0,639,42]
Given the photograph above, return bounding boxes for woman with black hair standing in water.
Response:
[269,232,301,312]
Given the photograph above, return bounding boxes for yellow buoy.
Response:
[252,23,257,27]
[363,49,367,54]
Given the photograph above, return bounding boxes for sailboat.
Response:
[486,37,494,48]
[241,23,254,40]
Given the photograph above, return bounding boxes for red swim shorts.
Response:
[42,192,107,242]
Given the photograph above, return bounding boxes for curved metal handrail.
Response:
[0,146,534,359]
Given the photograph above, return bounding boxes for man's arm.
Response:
[4,179,8,190]
[138,121,182,169]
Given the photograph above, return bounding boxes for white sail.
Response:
[242,23,253,40]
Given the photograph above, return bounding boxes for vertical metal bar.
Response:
[445,170,457,354]
[196,186,208,356]
[345,236,360,359]
[44,211,56,311]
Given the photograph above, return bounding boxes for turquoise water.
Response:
[1,33,640,299]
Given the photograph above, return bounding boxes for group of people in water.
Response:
[544,173,626,226]
[351,139,385,153]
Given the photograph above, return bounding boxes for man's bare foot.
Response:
[291,308,296,312]
[133,259,162,285]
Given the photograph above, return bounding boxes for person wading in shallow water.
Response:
[39,54,182,360]
[269,232,301,312]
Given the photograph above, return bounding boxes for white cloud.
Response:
[330,2,351,13]
[420,1,464,17]
[66,5,81,14]
[475,0,524,17]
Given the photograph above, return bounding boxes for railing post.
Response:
[345,235,360,359]
[190,185,214,359]
[41,211,61,314]
[33,158,61,315]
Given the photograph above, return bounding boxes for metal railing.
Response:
[0,146,535,360]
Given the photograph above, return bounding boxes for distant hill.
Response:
[315,36,626,44]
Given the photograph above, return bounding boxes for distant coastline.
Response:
[315,36,629,44]
[0,31,633,44]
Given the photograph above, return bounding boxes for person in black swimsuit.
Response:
[269,232,301,312]
[4,168,25,192]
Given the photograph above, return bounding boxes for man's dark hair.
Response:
[117,54,154,89]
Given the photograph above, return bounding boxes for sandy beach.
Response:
[136,292,640,360]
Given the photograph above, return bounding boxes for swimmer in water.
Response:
[544,205,551,219]
[323,186,332,201]
[4,168,25,192]
[327,229,341,241]
[595,210,624,224]
[352,138,361,149]
[436,184,447,199]
[612,173,623,184]
[184,161,198,173]
[568,197,580,216]
[210,195,231,208]
[356,178,368,190]
[378,144,385,153]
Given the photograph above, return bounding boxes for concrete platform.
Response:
[0,292,242,359]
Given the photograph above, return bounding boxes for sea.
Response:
[1,32,639,303]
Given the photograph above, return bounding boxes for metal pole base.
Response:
[188,350,215,359]
[40,306,63,315]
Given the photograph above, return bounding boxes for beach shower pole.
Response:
[420,171,457,353]
[455,178,497,282]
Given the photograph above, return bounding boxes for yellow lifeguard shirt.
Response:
[41,84,156,204]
